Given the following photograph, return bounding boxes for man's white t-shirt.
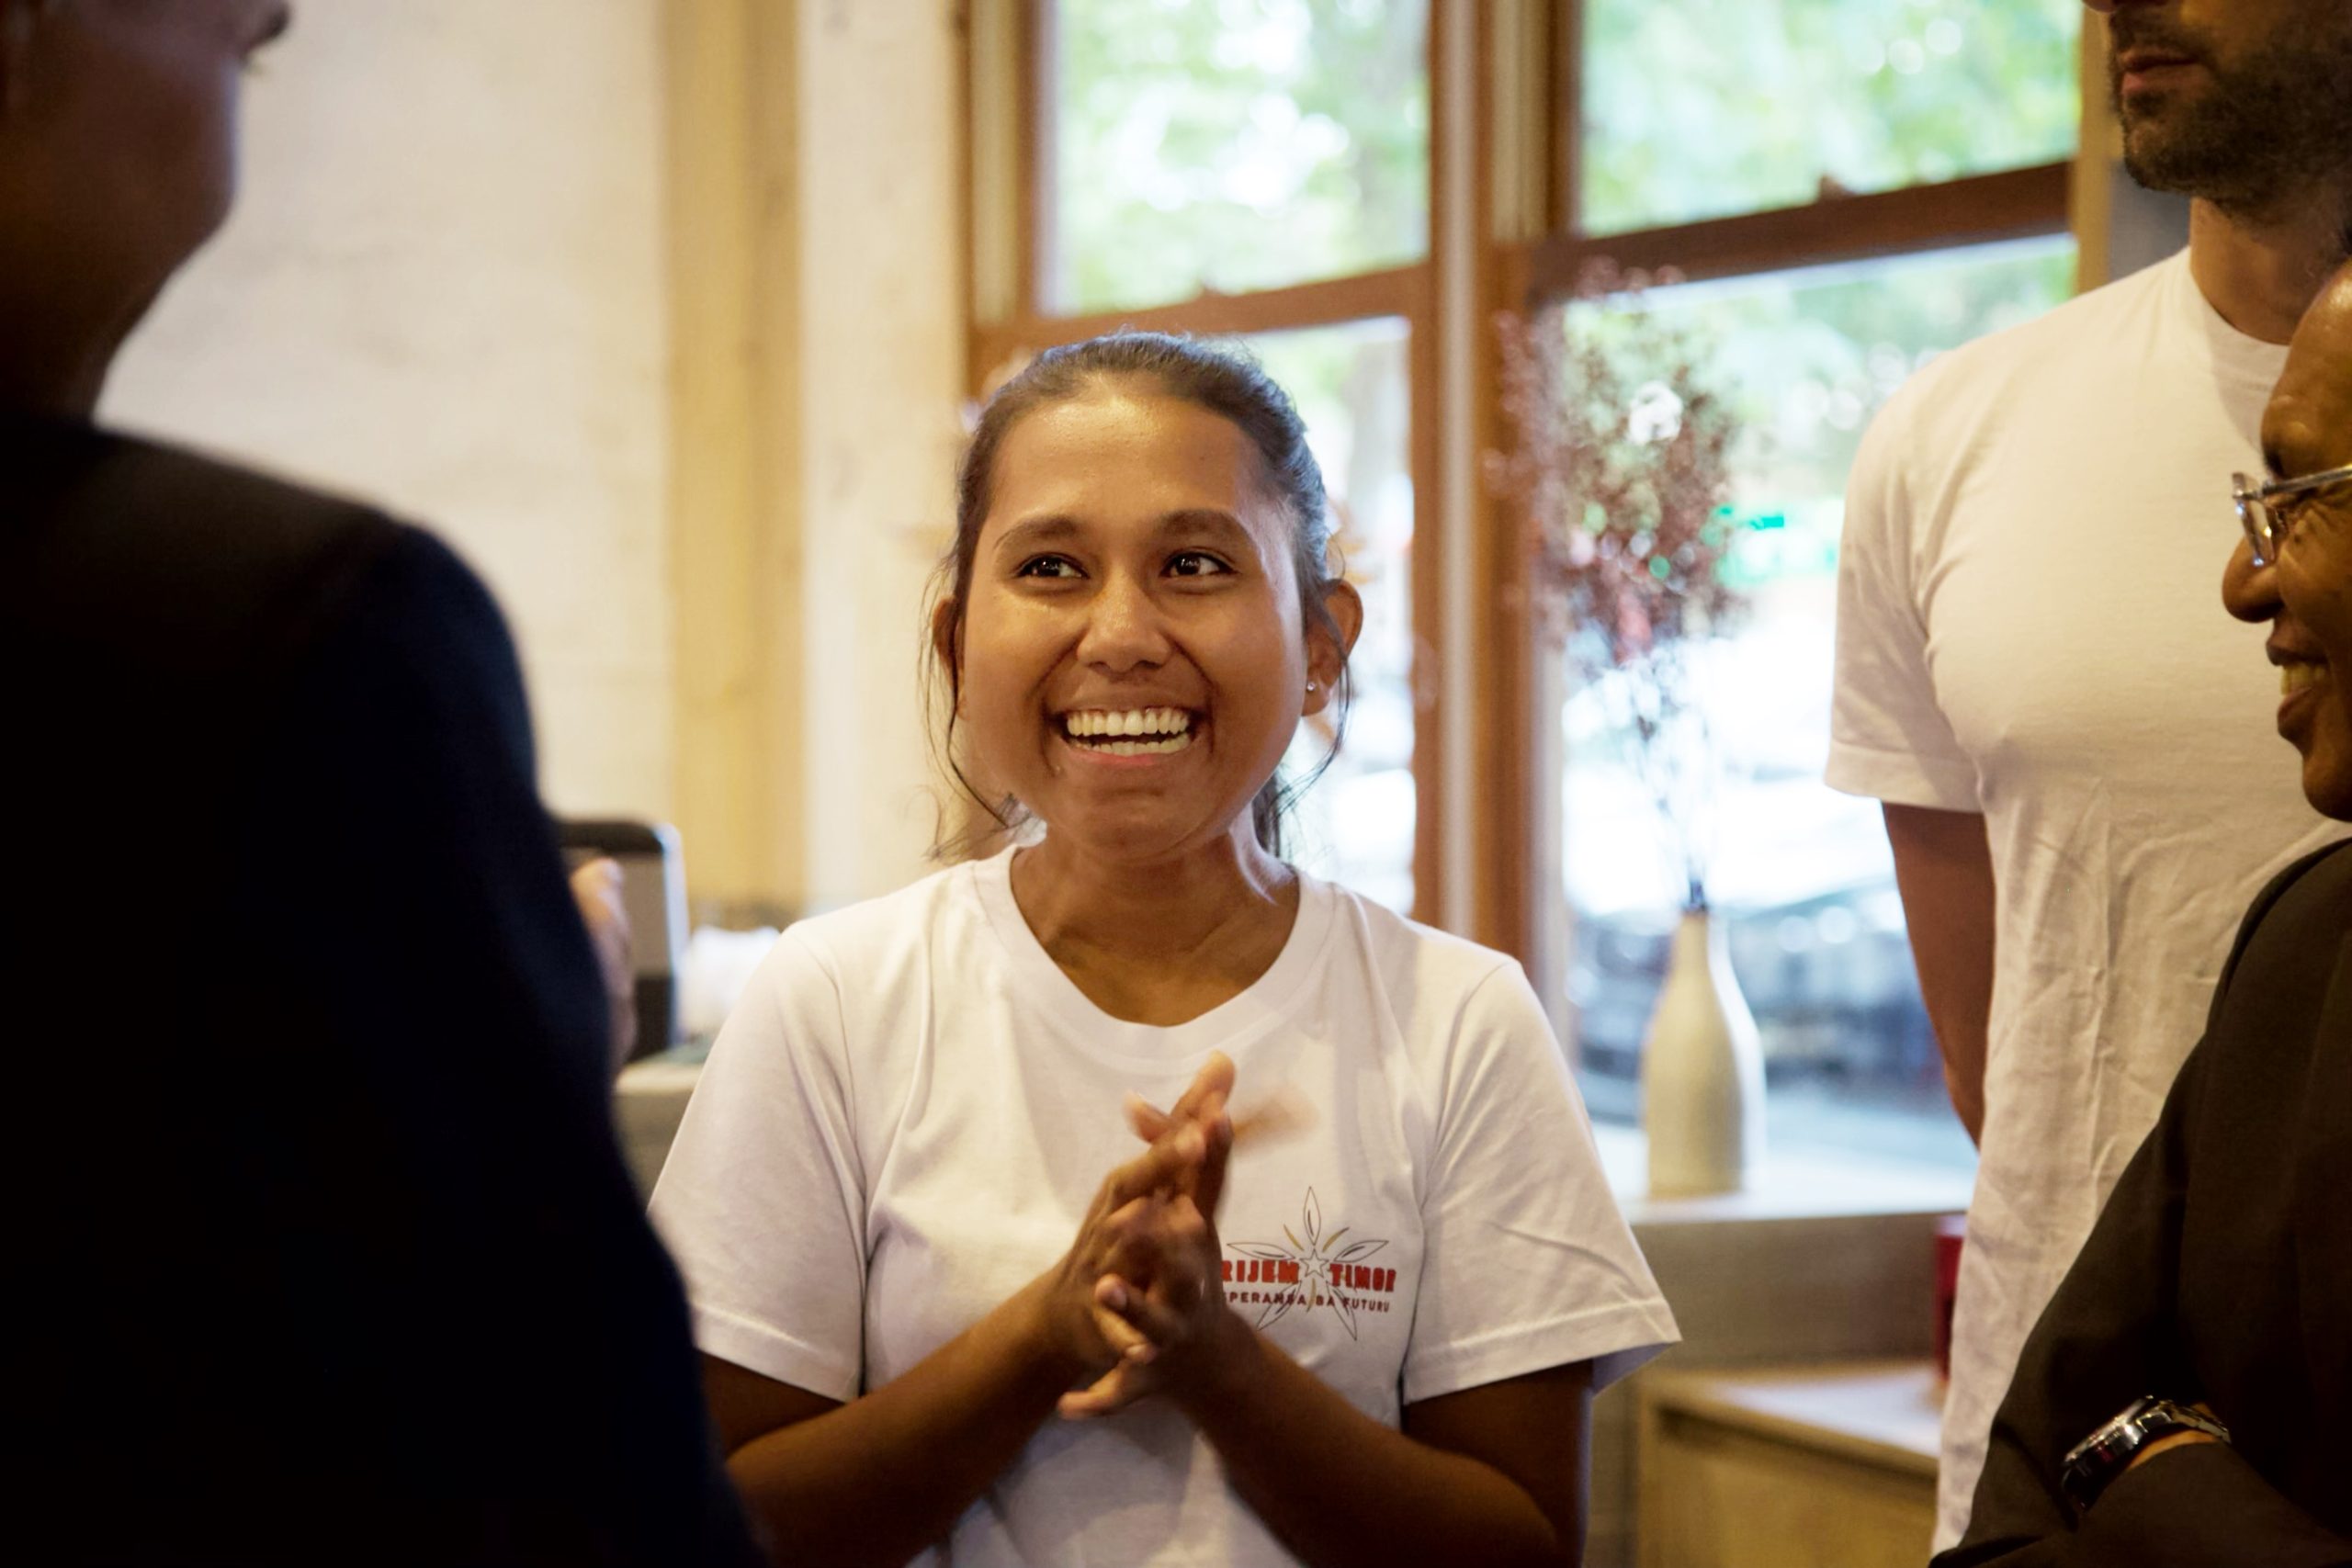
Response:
[1828,249,2335,1547]
[650,847,1678,1567]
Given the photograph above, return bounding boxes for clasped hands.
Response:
[1041,1051,1246,1422]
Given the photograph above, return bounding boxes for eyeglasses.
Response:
[2233,462,2352,567]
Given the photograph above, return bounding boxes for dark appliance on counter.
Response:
[559,818,687,1064]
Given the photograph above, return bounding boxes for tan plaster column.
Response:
[665,0,966,922]
[665,0,802,922]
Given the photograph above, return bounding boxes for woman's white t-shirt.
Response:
[650,849,1678,1566]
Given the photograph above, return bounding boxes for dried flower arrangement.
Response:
[1489,262,1747,911]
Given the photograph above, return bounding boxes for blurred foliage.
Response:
[1052,0,2076,305]
[1052,0,1429,312]
[1620,238,2077,591]
[1583,0,2080,234]
[1499,266,1747,907]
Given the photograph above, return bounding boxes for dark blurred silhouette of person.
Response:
[1937,258,2352,1568]
[0,3,758,1562]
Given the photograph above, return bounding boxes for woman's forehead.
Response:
[1006,388,1248,460]
[989,390,1274,516]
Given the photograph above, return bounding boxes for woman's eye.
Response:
[1016,556,1083,580]
[1166,551,1233,579]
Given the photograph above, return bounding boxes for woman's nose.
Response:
[2221,534,2282,624]
[1075,571,1170,671]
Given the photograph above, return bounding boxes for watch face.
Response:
[2062,1397,2162,1513]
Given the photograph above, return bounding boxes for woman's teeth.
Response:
[2282,660,2330,695]
[1062,705,1195,754]
[1088,734,1193,756]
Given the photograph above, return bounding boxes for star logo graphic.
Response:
[1228,1188,1391,1340]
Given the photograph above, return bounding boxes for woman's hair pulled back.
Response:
[929,331,1350,856]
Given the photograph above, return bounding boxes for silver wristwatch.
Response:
[2060,1395,2232,1513]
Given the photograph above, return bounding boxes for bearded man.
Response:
[1826,0,2352,1549]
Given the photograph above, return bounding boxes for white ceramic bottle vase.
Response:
[1644,906,1766,1197]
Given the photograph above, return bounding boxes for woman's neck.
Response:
[1009,828,1301,1026]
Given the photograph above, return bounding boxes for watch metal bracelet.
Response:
[2060,1395,2233,1514]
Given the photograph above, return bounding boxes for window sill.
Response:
[622,1064,1978,1226]
[1589,1122,1973,1228]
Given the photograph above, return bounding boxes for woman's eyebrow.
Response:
[991,515,1084,558]
[1153,508,1256,547]
[994,509,1258,556]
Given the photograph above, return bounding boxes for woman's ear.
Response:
[1303,580,1363,716]
[930,596,965,712]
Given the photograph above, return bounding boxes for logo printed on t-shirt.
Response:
[1224,1188,1395,1339]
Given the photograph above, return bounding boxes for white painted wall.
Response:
[96,0,966,912]
[105,0,673,822]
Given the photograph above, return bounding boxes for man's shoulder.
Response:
[5,419,484,681]
[45,422,399,579]
[1877,254,2183,436]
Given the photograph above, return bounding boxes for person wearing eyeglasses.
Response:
[1935,258,2351,1568]
[1828,1,2350,1547]
[2232,457,2352,785]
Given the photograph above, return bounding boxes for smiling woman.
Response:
[933,333,1359,863]
[648,333,1679,1567]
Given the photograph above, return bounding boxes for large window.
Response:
[1048,0,1430,311]
[1547,2,2083,1163]
[1561,238,2076,1164]
[1581,0,2079,234]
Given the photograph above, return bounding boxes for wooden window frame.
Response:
[967,0,2078,964]
[1526,162,2072,298]
[1498,4,2075,984]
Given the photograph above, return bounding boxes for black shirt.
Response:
[3,413,761,1565]
[1939,840,2352,1568]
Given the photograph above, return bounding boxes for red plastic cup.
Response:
[1934,1213,1966,1386]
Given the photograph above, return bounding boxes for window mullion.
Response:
[1525,162,2072,305]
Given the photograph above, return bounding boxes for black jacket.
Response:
[1938,840,2352,1567]
[3,413,761,1565]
